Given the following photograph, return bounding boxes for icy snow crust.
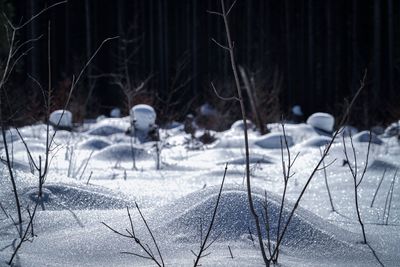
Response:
[0,118,399,266]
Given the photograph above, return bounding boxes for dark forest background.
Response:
[2,0,400,129]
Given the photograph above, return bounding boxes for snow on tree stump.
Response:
[306,112,335,134]
[49,110,73,130]
[129,104,157,142]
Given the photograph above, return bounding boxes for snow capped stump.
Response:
[49,110,73,130]
[306,112,335,133]
[255,132,294,149]
[352,130,383,145]
[130,104,156,131]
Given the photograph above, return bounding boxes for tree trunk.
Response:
[387,0,394,97]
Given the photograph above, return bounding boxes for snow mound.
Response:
[49,110,73,129]
[299,136,332,148]
[154,185,364,257]
[255,132,294,149]
[93,143,150,161]
[222,155,274,165]
[368,159,398,172]
[11,139,46,153]
[213,135,247,148]
[0,158,31,172]
[22,183,132,210]
[78,137,111,150]
[306,112,335,133]
[87,125,126,136]
[337,125,358,137]
[352,131,383,145]
[230,120,255,131]
[130,104,156,131]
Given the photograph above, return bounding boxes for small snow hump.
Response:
[352,130,383,145]
[49,110,73,130]
[306,112,335,134]
[255,132,294,149]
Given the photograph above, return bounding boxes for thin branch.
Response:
[206,10,223,17]
[226,0,238,16]
[135,203,164,267]
[211,82,239,102]
[370,168,386,208]
[15,1,67,30]
[211,37,230,51]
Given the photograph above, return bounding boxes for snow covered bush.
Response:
[49,110,73,129]
[306,112,335,133]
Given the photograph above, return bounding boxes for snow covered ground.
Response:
[0,116,399,266]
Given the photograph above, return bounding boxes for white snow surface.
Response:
[1,118,399,266]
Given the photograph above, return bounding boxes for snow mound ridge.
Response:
[255,132,294,149]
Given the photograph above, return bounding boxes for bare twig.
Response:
[210,82,239,102]
[102,205,164,267]
[135,202,165,267]
[8,201,39,265]
[86,171,93,185]
[193,163,228,266]
[228,245,234,258]
[383,168,397,225]
[319,147,335,212]
[370,168,387,208]
[342,131,371,244]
